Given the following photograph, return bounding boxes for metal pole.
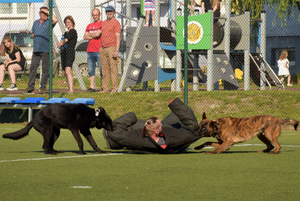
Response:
[260,10,266,90]
[48,0,53,98]
[183,0,188,104]
[154,0,160,92]
[125,0,132,92]
[90,0,95,22]
[118,17,145,92]
[244,11,250,91]
[193,9,199,91]
[224,0,230,59]
[176,8,182,92]
[207,10,214,91]
[170,0,177,91]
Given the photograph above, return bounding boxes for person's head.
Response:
[1,36,14,56]
[280,50,288,60]
[143,117,163,137]
[39,6,49,21]
[105,5,115,20]
[64,15,75,29]
[92,8,101,22]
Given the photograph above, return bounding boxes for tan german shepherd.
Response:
[195,113,298,154]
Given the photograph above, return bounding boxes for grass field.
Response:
[0,124,299,201]
[0,80,299,200]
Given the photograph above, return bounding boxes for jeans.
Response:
[87,52,102,77]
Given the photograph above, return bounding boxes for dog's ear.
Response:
[202,112,207,120]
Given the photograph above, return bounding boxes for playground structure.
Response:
[109,0,284,91]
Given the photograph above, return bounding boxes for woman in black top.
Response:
[201,0,221,23]
[0,36,26,91]
[57,15,78,94]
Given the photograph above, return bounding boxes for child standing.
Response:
[144,0,155,27]
[277,50,292,86]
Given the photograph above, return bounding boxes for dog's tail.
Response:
[2,121,34,140]
[282,119,299,131]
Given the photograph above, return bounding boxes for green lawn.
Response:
[0,124,299,201]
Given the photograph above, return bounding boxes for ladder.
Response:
[249,53,284,90]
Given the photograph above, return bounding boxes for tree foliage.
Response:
[231,0,300,25]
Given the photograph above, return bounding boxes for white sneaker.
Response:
[0,84,4,90]
[287,84,293,86]
[7,84,18,91]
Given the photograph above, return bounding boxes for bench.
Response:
[0,97,95,122]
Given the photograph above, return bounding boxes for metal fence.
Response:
[0,1,299,122]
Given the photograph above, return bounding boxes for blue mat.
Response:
[14,97,46,104]
[40,98,70,104]
[0,97,21,103]
[65,98,95,105]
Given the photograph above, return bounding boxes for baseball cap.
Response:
[105,5,115,12]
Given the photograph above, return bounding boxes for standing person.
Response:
[0,36,26,90]
[201,0,220,23]
[24,6,58,94]
[57,15,78,94]
[84,8,103,92]
[144,0,155,27]
[99,5,121,94]
[180,0,203,14]
[278,50,292,86]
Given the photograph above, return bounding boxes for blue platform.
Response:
[40,98,70,104]
[0,97,21,103]
[65,98,95,105]
[0,97,95,121]
[14,97,46,104]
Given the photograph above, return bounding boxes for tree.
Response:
[231,0,300,25]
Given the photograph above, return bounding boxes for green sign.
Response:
[176,12,212,50]
[140,0,144,16]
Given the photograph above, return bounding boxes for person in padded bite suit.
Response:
[103,98,204,154]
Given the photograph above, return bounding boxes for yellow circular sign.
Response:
[186,21,203,44]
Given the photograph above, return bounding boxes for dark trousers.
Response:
[28,52,49,89]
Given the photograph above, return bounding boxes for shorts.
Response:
[144,2,155,11]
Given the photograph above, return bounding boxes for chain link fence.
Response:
[0,1,299,122]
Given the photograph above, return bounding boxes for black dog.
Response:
[3,103,116,154]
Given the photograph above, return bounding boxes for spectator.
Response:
[24,6,58,94]
[278,50,292,86]
[99,5,121,94]
[201,0,220,23]
[57,15,78,94]
[144,0,156,27]
[181,0,203,14]
[0,36,26,91]
[103,98,205,154]
[84,8,103,92]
